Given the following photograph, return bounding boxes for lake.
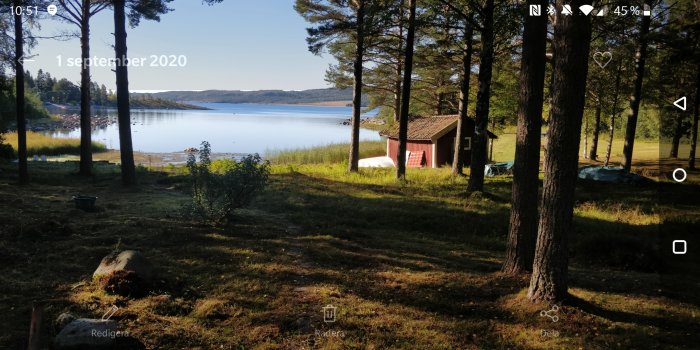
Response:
[49,103,382,154]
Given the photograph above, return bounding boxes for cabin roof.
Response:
[379,115,497,141]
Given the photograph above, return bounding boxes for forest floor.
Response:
[0,156,698,349]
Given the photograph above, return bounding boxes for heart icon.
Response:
[593,51,612,69]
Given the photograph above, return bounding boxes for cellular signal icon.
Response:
[596,6,607,16]
[579,5,594,16]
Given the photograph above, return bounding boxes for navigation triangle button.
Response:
[673,96,687,111]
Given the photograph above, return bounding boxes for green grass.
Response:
[266,140,386,165]
[0,161,697,349]
[491,130,665,164]
[4,131,107,157]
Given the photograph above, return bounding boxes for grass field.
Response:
[0,157,698,349]
[4,131,107,157]
[490,131,677,165]
[266,141,386,165]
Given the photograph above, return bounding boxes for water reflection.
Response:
[47,103,381,154]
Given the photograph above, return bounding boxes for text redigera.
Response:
[91,329,130,339]
[56,54,187,68]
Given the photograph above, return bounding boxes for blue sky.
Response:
[28,1,335,92]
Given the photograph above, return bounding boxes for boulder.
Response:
[93,250,153,283]
[54,319,119,350]
[55,312,78,332]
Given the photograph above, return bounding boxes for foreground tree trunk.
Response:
[604,61,623,167]
[583,115,588,158]
[467,0,494,192]
[528,0,592,303]
[622,0,652,172]
[589,101,601,160]
[392,0,405,123]
[114,0,136,186]
[396,0,416,180]
[452,25,474,176]
[670,112,683,158]
[689,67,700,169]
[14,0,27,184]
[393,73,401,122]
[348,0,365,173]
[78,4,92,176]
[502,0,547,275]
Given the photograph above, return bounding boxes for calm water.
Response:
[49,103,381,154]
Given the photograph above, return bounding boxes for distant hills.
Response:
[137,88,368,106]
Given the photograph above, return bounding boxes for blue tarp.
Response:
[577,165,651,184]
[485,162,514,177]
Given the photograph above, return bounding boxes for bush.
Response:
[0,133,13,160]
[186,141,270,224]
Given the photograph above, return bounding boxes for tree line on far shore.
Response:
[3,0,222,185]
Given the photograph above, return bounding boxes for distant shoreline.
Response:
[285,100,353,107]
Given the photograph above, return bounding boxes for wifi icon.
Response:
[579,5,595,16]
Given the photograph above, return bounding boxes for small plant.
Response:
[186,141,270,224]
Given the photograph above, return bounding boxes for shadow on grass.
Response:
[1,162,699,349]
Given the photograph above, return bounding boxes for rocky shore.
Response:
[27,114,116,132]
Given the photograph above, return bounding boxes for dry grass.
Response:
[4,131,106,156]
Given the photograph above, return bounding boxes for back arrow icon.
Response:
[673,96,687,111]
[16,55,35,65]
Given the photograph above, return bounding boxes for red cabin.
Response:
[379,115,497,168]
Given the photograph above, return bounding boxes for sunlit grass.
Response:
[4,131,106,157]
[266,140,386,165]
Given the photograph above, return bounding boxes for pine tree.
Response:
[528,0,592,303]
[502,0,548,275]
[296,0,391,172]
[396,0,416,180]
[55,0,111,176]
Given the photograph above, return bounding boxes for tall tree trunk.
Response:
[688,66,700,169]
[604,61,623,167]
[502,0,547,275]
[347,0,365,173]
[528,0,592,303]
[622,1,652,172]
[396,0,416,180]
[451,25,474,176]
[114,0,136,186]
[393,74,401,122]
[582,114,588,158]
[488,117,496,162]
[670,112,683,158]
[78,5,92,176]
[467,0,495,192]
[589,101,601,160]
[436,91,444,115]
[393,0,405,123]
[13,0,27,185]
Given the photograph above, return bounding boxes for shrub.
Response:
[186,141,270,224]
[0,133,13,160]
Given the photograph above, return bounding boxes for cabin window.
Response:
[463,137,471,150]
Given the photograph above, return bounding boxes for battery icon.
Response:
[643,5,651,16]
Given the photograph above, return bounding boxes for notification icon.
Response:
[47,4,58,16]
